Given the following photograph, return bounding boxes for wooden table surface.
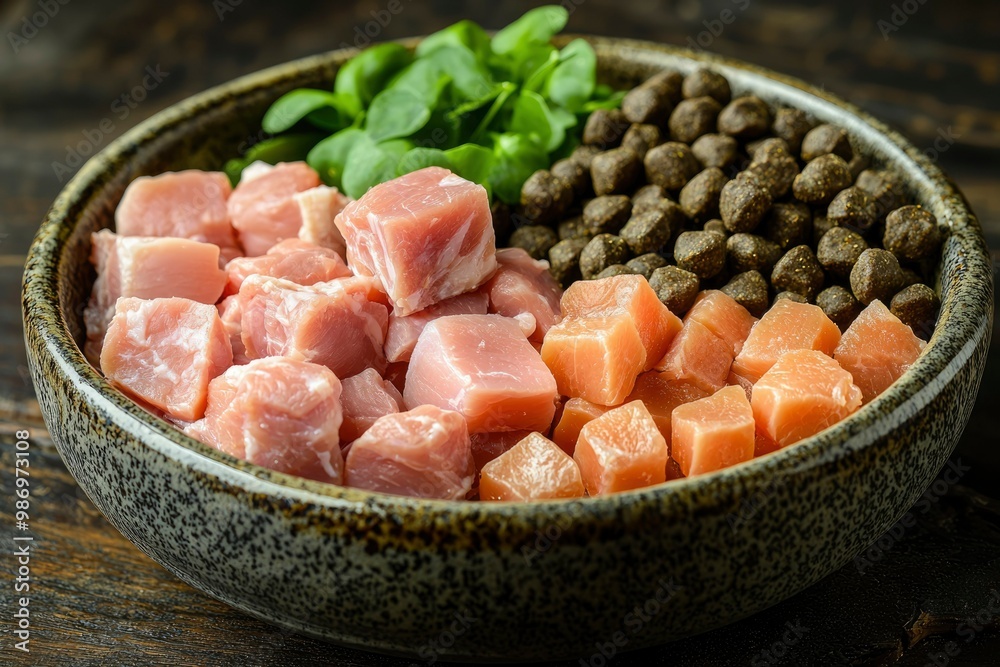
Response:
[2,1,998,664]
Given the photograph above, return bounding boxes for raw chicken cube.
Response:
[334,167,497,315]
[752,349,863,446]
[384,291,489,364]
[100,297,233,421]
[560,274,682,371]
[217,295,249,365]
[295,185,349,256]
[344,405,475,499]
[239,275,388,378]
[480,432,585,501]
[834,300,926,403]
[551,398,613,455]
[470,430,533,472]
[672,385,755,477]
[185,357,344,484]
[404,314,558,433]
[485,248,563,342]
[223,237,351,296]
[626,372,709,448]
[227,162,321,256]
[574,401,669,495]
[115,170,241,260]
[339,368,403,444]
[541,315,647,406]
[654,319,735,393]
[684,290,757,356]
[731,299,841,384]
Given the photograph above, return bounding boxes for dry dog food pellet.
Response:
[510,225,559,260]
[583,108,630,148]
[669,96,723,144]
[774,291,808,304]
[816,226,868,278]
[800,124,853,162]
[727,233,782,274]
[622,71,682,125]
[703,219,727,237]
[856,169,906,220]
[691,133,739,169]
[679,167,728,221]
[883,205,942,262]
[717,96,772,139]
[621,123,663,157]
[890,283,939,336]
[649,265,700,315]
[850,248,903,305]
[644,142,701,191]
[763,202,811,250]
[596,264,637,279]
[548,237,590,286]
[558,216,590,241]
[721,270,769,318]
[682,68,732,104]
[581,234,630,279]
[793,154,853,205]
[771,108,814,154]
[674,230,726,279]
[720,173,773,233]
[816,285,862,330]
[771,244,824,300]
[584,195,633,235]
[592,147,642,195]
[826,186,877,233]
[626,252,668,279]
[520,170,573,224]
[620,208,674,255]
[551,158,591,198]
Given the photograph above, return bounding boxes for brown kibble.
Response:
[583,108,630,148]
[884,205,943,262]
[856,169,906,221]
[890,283,939,337]
[626,253,668,279]
[644,142,701,191]
[726,233,782,274]
[747,137,790,161]
[717,96,772,139]
[679,167,728,222]
[817,227,869,278]
[745,150,799,199]
[674,230,726,279]
[551,158,591,199]
[793,154,853,205]
[509,225,559,261]
[571,144,601,170]
[848,153,870,180]
[622,71,683,125]
[703,219,727,237]
[763,202,812,250]
[850,248,904,305]
[520,170,573,225]
[801,124,853,162]
[771,245,824,300]
[812,214,834,247]
[592,147,642,196]
[691,133,739,169]
[649,265,700,315]
[774,291,808,305]
[580,234,630,279]
[827,186,878,233]
[772,108,814,155]
[548,237,590,286]
[621,124,662,157]
[682,68,732,105]
[620,207,674,255]
[817,285,862,330]
[583,195,632,235]
[558,215,591,241]
[596,264,637,279]
[669,96,723,144]
[632,184,666,211]
[721,270,770,318]
[720,173,772,233]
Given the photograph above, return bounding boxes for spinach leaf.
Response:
[307,127,366,188]
[366,88,432,142]
[416,19,492,63]
[510,90,574,153]
[396,147,454,175]
[545,39,597,112]
[342,137,412,199]
[489,132,549,204]
[444,144,496,186]
[423,45,493,102]
[262,89,349,134]
[385,59,451,107]
[491,5,569,55]
[334,43,413,115]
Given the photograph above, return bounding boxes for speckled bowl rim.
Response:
[24,35,992,525]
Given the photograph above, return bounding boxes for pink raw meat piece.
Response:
[223,237,352,296]
[239,275,388,378]
[484,247,562,342]
[217,295,249,365]
[404,314,558,433]
[344,405,475,499]
[185,357,344,484]
[84,230,229,362]
[383,291,489,363]
[115,170,241,261]
[295,185,349,256]
[228,161,321,256]
[334,167,497,315]
[339,368,404,445]
[100,297,233,421]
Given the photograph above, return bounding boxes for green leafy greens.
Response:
[225,6,620,203]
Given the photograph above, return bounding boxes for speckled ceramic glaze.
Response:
[22,36,993,662]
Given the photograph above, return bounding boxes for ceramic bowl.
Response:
[22,35,993,662]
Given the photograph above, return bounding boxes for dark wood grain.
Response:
[2,1,998,664]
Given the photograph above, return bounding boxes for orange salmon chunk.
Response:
[551,398,614,454]
[654,319,734,393]
[541,315,647,406]
[731,299,841,384]
[672,386,755,476]
[685,290,757,356]
[480,432,585,501]
[574,401,669,495]
[752,349,863,447]
[834,300,926,403]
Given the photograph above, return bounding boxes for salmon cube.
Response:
[228,162,322,256]
[561,274,682,371]
[384,291,489,364]
[834,300,926,403]
[752,349,863,446]
[217,295,249,365]
[480,432,585,501]
[295,185,349,256]
[344,405,475,499]
[405,314,558,433]
[470,430,533,472]
[223,238,352,296]
[551,398,613,454]
[101,297,233,421]
[185,357,344,484]
[574,401,669,495]
[672,385,755,476]
[685,290,757,356]
[115,170,240,260]
[339,368,403,445]
[335,167,497,316]
[541,315,647,406]
[731,299,841,384]
[655,320,734,393]
[485,248,563,342]
[239,275,388,378]
[84,231,228,363]
[626,372,709,448]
